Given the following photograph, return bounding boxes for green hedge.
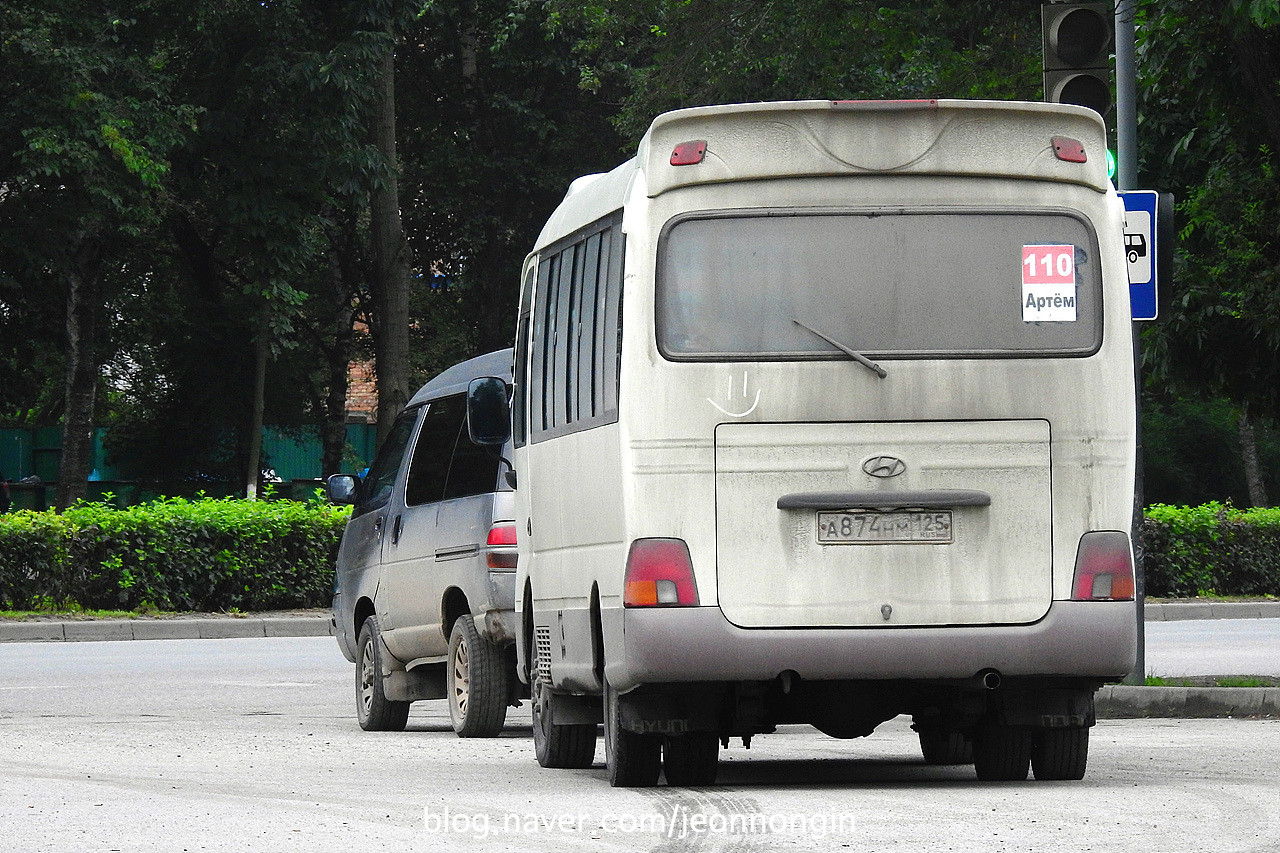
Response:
[3,498,1277,611]
[1141,503,1280,598]
[0,495,351,611]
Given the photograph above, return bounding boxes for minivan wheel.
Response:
[447,615,508,738]
[531,677,597,768]
[1031,727,1089,781]
[356,616,409,732]
[973,720,1032,781]
[604,681,661,788]
[662,733,719,786]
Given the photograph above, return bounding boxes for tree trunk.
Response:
[1238,403,1269,507]
[56,227,102,511]
[320,245,358,477]
[245,314,269,500]
[369,43,413,446]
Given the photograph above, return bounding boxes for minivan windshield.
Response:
[657,210,1101,360]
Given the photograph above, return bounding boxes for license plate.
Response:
[817,510,953,544]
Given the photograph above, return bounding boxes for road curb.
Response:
[1145,601,1280,621]
[2,602,1277,644]
[1097,685,1280,718]
[0,615,333,643]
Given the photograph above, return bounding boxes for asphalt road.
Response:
[1144,618,1280,677]
[2,637,1279,853]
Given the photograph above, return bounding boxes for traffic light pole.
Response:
[1114,0,1146,685]
[1114,0,1138,189]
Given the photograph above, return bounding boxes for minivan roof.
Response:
[407,348,513,408]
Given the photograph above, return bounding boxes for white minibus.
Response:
[469,99,1137,786]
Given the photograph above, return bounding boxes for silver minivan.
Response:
[328,349,521,737]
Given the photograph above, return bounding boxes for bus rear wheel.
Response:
[918,728,974,765]
[1031,727,1090,781]
[531,676,597,768]
[663,733,719,786]
[604,682,661,787]
[973,720,1031,781]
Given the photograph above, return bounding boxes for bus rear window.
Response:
[657,211,1102,360]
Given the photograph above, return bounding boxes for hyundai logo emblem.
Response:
[862,455,906,478]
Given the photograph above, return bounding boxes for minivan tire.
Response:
[356,616,409,732]
[447,615,509,738]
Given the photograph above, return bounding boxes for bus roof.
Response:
[638,99,1111,197]
[534,99,1111,253]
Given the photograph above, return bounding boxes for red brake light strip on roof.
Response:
[1052,136,1088,163]
[670,140,707,166]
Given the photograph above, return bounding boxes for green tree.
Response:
[547,0,1042,142]
[397,0,624,358]
[1135,1,1280,506]
[0,0,196,506]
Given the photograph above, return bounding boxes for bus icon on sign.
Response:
[1125,233,1147,264]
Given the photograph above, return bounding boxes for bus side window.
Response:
[513,267,535,449]
[529,211,623,442]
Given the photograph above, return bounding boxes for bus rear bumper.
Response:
[608,600,1137,692]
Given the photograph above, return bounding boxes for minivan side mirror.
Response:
[326,473,359,505]
[467,377,511,446]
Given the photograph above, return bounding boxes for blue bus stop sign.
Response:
[1120,190,1158,321]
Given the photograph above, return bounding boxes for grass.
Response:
[1146,594,1280,602]
[0,606,160,621]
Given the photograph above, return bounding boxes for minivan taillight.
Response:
[1071,531,1135,601]
[624,538,699,606]
[486,524,518,569]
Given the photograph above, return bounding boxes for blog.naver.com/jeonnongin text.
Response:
[423,803,857,842]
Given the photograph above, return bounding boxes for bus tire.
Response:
[918,729,974,765]
[605,682,661,787]
[663,733,719,786]
[447,615,508,738]
[356,616,409,732]
[1031,727,1089,781]
[973,720,1031,781]
[531,677,597,768]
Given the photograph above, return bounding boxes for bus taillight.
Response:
[1071,531,1135,601]
[624,538,699,606]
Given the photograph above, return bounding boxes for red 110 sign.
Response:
[1021,244,1077,323]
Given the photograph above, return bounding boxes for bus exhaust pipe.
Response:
[977,669,1003,690]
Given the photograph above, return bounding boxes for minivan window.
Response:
[404,394,503,506]
[362,409,418,507]
[442,420,502,500]
[405,396,466,506]
[657,210,1101,360]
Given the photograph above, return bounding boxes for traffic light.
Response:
[1042,2,1114,118]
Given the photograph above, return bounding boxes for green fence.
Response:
[1,424,379,510]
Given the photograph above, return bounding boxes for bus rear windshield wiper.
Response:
[792,319,887,379]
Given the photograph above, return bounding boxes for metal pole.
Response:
[1115,0,1145,685]
[1115,0,1138,189]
